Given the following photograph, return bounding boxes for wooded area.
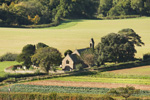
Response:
[0,0,150,26]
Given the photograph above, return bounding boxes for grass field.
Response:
[48,76,150,85]
[109,65,150,75]
[0,61,20,77]
[0,17,150,57]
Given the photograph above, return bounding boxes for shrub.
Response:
[143,53,150,61]
[0,53,18,61]
[75,64,83,71]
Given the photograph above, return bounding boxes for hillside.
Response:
[0,17,150,58]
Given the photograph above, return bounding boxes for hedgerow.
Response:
[0,92,115,100]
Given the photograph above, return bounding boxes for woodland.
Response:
[0,0,150,26]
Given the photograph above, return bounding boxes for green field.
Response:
[0,61,20,77]
[108,65,150,76]
[0,84,150,97]
[0,17,150,58]
[48,76,150,85]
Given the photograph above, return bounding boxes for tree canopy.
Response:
[1,0,150,26]
[95,28,144,65]
[31,47,62,73]
[17,44,35,68]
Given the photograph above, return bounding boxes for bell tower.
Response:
[90,38,94,50]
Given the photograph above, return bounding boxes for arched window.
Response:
[66,60,69,64]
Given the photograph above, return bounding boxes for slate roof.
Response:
[69,54,82,63]
[76,48,90,55]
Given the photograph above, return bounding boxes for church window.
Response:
[66,60,69,64]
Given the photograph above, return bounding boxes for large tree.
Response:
[95,29,144,65]
[118,28,144,46]
[31,47,62,74]
[17,44,35,68]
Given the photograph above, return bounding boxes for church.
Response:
[61,38,94,71]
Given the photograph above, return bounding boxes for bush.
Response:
[75,64,83,71]
[0,92,115,100]
[0,53,18,61]
[143,53,150,61]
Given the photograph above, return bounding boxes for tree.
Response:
[64,49,73,56]
[98,0,112,16]
[17,44,35,68]
[95,29,144,64]
[118,28,144,46]
[108,86,140,100]
[94,43,107,66]
[31,47,62,74]
[108,0,131,16]
[36,42,49,49]
[131,0,144,15]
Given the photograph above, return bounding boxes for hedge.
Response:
[0,92,115,100]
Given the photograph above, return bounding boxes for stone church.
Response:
[61,38,94,71]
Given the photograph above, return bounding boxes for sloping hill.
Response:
[0,17,150,57]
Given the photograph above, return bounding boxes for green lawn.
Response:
[0,61,20,77]
[0,17,150,58]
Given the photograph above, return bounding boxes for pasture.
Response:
[109,65,150,75]
[0,61,20,77]
[0,17,150,58]
[48,76,150,85]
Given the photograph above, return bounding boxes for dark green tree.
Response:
[95,29,144,65]
[64,49,73,56]
[98,0,112,16]
[108,0,131,16]
[118,28,144,46]
[94,43,107,66]
[31,47,62,74]
[17,44,35,68]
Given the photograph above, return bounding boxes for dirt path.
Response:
[23,80,150,90]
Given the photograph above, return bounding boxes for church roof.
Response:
[70,54,82,63]
[76,48,90,55]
